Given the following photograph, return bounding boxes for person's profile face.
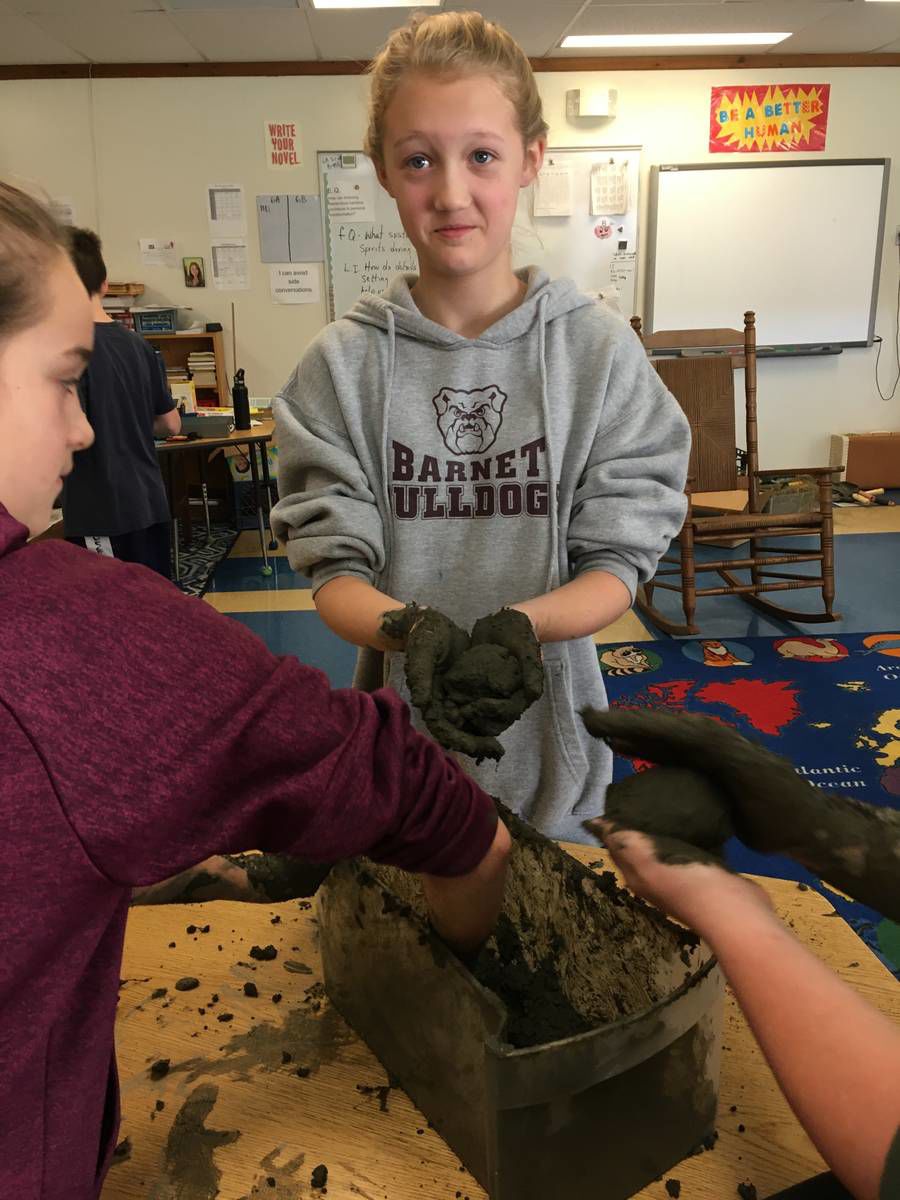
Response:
[0,253,95,534]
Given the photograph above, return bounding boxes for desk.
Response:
[156,419,277,579]
[103,847,900,1200]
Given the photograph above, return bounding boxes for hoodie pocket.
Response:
[545,658,589,784]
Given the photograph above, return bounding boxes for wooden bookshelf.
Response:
[145,330,229,408]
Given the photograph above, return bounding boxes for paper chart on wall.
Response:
[257,194,324,264]
[533,164,573,217]
[207,183,247,238]
[211,239,250,290]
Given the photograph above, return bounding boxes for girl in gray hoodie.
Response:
[272,11,690,842]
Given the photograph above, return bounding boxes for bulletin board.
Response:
[318,147,641,322]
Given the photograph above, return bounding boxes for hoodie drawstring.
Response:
[537,292,559,593]
[379,306,397,586]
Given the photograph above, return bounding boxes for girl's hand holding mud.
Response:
[587,821,773,934]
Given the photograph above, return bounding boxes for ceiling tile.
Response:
[558,1,867,53]
[168,0,300,9]
[23,10,205,61]
[170,9,316,60]
[0,6,85,62]
[304,8,413,60]
[782,4,900,52]
[4,0,163,13]
[454,0,587,57]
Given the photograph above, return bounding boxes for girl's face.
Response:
[0,253,94,535]
[377,71,544,289]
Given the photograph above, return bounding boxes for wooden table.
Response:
[103,847,900,1200]
[156,418,276,578]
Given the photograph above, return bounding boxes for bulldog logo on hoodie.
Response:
[432,385,507,455]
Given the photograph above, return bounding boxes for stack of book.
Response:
[187,351,217,388]
[102,282,144,331]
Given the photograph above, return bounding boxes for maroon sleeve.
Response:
[22,547,497,886]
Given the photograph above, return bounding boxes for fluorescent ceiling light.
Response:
[311,0,440,8]
[561,32,792,49]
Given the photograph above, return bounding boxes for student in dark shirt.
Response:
[62,227,180,577]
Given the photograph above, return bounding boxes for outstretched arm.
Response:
[596,826,900,1200]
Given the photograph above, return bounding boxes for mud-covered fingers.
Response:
[380,603,420,644]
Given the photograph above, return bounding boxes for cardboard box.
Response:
[830,432,900,489]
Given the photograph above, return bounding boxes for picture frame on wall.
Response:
[183,256,206,288]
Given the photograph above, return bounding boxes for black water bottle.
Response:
[232,367,251,430]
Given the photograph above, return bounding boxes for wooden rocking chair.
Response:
[630,311,841,637]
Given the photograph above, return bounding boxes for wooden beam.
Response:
[2,52,899,81]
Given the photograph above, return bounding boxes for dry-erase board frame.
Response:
[646,158,891,351]
[318,147,641,322]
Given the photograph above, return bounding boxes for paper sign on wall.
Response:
[207,183,247,237]
[211,239,250,290]
[257,194,324,263]
[265,120,302,169]
[51,197,76,226]
[533,164,573,217]
[270,263,321,305]
[139,238,177,268]
[710,84,830,153]
[325,171,375,222]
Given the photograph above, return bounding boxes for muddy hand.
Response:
[582,707,824,857]
[381,604,470,711]
[600,766,734,861]
[587,821,772,929]
[470,608,543,705]
[420,703,504,763]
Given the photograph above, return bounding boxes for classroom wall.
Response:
[1,65,899,468]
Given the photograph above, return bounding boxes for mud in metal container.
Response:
[319,812,723,1200]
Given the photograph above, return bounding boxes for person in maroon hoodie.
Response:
[0,180,511,1200]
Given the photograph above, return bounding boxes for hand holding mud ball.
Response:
[381,603,543,762]
[583,705,900,924]
[583,707,831,856]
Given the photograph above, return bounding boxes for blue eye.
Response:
[472,149,496,165]
[405,154,431,170]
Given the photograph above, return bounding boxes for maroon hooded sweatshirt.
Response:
[0,505,497,1199]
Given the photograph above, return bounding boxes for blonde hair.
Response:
[364,11,548,165]
[0,181,67,343]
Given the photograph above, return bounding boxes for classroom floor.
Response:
[205,498,900,685]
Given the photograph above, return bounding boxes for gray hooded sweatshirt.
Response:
[272,267,690,841]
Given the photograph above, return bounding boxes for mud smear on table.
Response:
[150,1083,239,1200]
[237,1148,306,1200]
[173,985,354,1083]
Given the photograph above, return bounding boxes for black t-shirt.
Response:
[62,322,175,537]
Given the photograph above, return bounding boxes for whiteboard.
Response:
[318,147,641,321]
[647,159,890,348]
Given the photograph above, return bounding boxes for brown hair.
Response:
[0,181,68,343]
[68,226,107,297]
[364,11,548,166]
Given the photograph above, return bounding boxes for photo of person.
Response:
[183,256,205,288]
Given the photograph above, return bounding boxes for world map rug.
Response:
[596,632,900,980]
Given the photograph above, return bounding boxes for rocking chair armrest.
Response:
[754,465,841,478]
